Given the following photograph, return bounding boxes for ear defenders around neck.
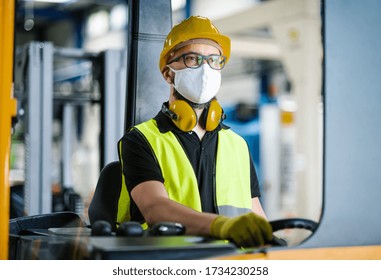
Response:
[162,100,197,132]
[200,99,225,131]
[162,99,225,132]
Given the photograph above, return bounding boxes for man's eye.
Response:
[186,55,198,61]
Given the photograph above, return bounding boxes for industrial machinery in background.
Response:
[11,42,126,221]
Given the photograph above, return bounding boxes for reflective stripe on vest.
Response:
[117,119,252,223]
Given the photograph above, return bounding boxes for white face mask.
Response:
[168,64,221,104]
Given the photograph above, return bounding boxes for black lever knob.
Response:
[150,222,186,236]
[91,220,113,236]
[116,221,144,237]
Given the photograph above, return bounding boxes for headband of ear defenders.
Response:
[161,99,225,132]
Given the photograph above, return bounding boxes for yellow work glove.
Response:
[210,212,273,248]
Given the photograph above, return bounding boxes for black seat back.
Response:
[88,161,122,230]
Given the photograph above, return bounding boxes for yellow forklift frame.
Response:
[0,0,16,260]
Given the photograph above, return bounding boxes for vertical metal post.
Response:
[40,42,53,213]
[102,49,127,166]
[62,103,74,188]
[24,42,42,215]
[24,42,53,215]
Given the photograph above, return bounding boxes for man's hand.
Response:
[210,212,273,247]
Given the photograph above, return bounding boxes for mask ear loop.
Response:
[166,65,179,91]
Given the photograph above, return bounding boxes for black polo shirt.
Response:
[119,106,261,223]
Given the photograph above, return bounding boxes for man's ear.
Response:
[161,66,173,85]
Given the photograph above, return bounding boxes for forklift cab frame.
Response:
[1,0,381,260]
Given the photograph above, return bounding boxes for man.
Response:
[118,16,273,247]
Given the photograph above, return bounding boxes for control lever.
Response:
[91,220,113,236]
[116,221,144,237]
[90,220,186,237]
[149,222,186,236]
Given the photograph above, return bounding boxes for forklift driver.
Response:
[118,16,273,248]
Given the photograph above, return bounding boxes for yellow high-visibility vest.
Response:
[117,119,252,224]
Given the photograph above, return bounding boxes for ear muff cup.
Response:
[169,100,197,132]
[200,99,224,131]
[163,100,224,132]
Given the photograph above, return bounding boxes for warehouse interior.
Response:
[10,0,322,248]
[2,0,381,260]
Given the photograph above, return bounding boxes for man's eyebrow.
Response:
[182,51,220,56]
[181,51,202,55]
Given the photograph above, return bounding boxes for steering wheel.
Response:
[268,218,318,246]
[270,218,318,232]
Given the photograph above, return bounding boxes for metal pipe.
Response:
[54,46,98,60]
[124,0,139,130]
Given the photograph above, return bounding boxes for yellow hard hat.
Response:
[159,16,231,71]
